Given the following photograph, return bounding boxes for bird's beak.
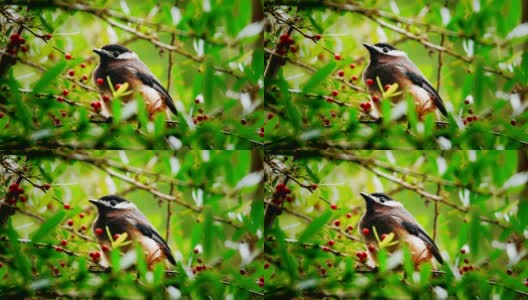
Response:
[360,192,375,204]
[362,43,377,55]
[89,199,103,208]
[93,48,109,58]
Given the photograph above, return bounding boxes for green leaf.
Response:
[302,62,335,94]
[31,210,66,243]
[202,208,214,259]
[32,61,67,95]
[298,211,332,243]
[7,220,32,280]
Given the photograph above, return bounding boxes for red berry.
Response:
[82,75,88,81]
[65,53,72,60]
[311,184,318,190]
[362,228,370,235]
[327,240,335,247]
[463,266,469,272]
[331,90,338,97]
[61,240,68,246]
[334,54,341,60]
[57,96,64,102]
[96,78,104,85]
[68,70,74,76]
[372,95,379,103]
[19,195,27,202]
[240,119,247,125]
[55,246,63,252]
[62,89,69,96]
[45,33,52,40]
[80,225,87,231]
[380,234,387,241]
[194,98,200,104]
[350,63,356,69]
[80,63,86,68]
[43,184,51,190]
[194,248,199,254]
[239,269,246,275]
[10,33,20,41]
[267,113,274,120]
[464,99,470,104]
[258,281,264,288]
[511,119,517,126]
[322,246,330,252]
[507,269,513,275]
[333,220,340,226]
[64,203,71,210]
[9,183,19,192]
[67,219,73,226]
[330,111,337,118]
[366,78,374,86]
[102,95,110,102]
[351,75,358,81]
[197,115,203,121]
[101,245,109,252]
[113,234,120,240]
[368,245,376,252]
[115,83,122,90]
[384,84,391,91]
[290,46,297,53]
[469,265,474,270]
[337,70,344,77]
[524,281,528,287]
[314,34,321,40]
[460,249,466,254]
[347,225,353,230]
[330,203,337,210]
[95,228,103,235]
[264,263,270,269]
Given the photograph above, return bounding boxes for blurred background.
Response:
[264,150,528,298]
[0,150,264,299]
[0,0,264,149]
[264,0,527,149]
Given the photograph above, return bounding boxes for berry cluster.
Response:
[90,101,102,112]
[192,106,210,125]
[356,251,368,263]
[277,33,296,56]
[5,183,25,205]
[272,183,294,204]
[359,102,372,113]
[89,250,101,262]
[463,101,479,126]
[7,33,28,56]
[191,257,208,275]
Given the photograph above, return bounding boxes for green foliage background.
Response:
[0,150,264,299]
[264,150,528,298]
[0,0,264,149]
[264,0,528,149]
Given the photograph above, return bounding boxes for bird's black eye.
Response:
[382,47,389,53]
[110,200,117,207]
[379,198,385,203]
[113,51,119,58]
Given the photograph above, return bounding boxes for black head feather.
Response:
[371,193,393,201]
[101,44,131,54]
[374,43,397,51]
[99,195,128,203]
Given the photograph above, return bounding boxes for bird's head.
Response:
[93,44,137,63]
[89,194,137,213]
[363,43,408,64]
[360,192,404,213]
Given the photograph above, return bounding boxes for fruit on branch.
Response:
[337,70,344,77]
[65,53,72,60]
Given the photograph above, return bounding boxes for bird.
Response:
[362,43,447,120]
[358,192,444,268]
[89,195,176,268]
[92,44,178,119]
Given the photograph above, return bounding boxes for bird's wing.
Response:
[404,70,447,117]
[135,71,178,116]
[132,221,177,266]
[394,217,444,264]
